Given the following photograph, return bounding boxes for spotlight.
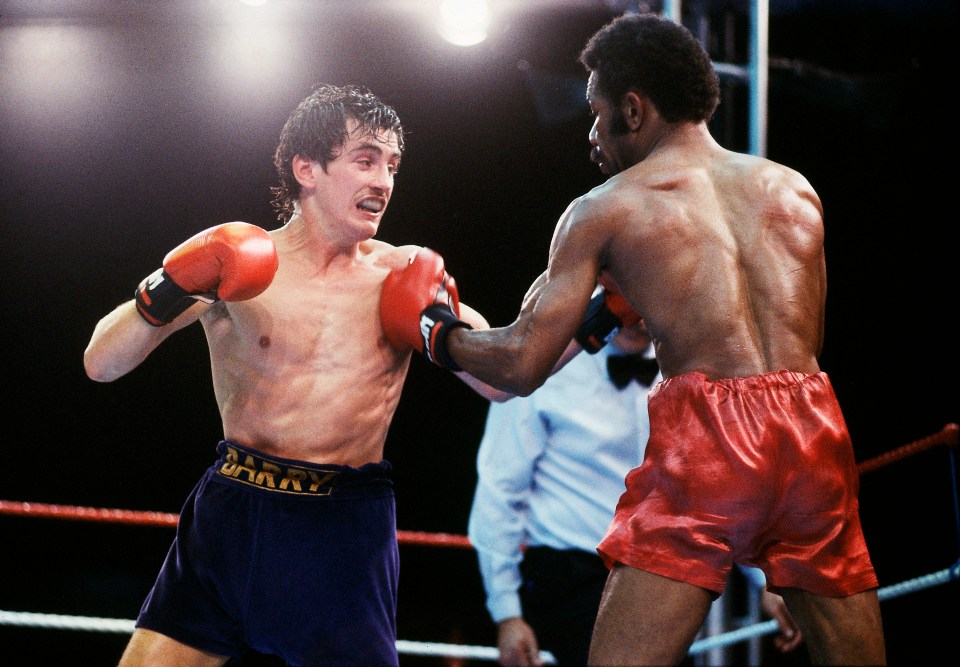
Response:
[437,0,490,47]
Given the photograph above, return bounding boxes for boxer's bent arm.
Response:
[84,298,204,382]
[87,222,276,381]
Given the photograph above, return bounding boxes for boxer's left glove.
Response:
[380,247,473,371]
[135,222,279,326]
[575,275,641,353]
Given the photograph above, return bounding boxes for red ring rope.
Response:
[1,422,955,549]
[0,500,472,548]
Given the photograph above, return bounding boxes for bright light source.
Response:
[437,0,490,47]
[238,0,268,6]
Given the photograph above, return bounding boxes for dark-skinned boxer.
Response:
[379,14,886,667]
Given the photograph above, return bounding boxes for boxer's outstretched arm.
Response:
[444,267,592,397]
[457,335,586,403]
[445,197,610,396]
[389,265,586,403]
[451,302,513,402]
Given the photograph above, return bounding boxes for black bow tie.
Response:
[607,354,659,389]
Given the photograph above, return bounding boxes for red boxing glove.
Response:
[575,273,641,353]
[380,247,472,371]
[135,222,279,326]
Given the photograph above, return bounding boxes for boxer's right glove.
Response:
[135,222,279,326]
[575,282,641,353]
[380,247,473,371]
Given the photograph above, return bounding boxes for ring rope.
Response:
[1,423,956,662]
[0,610,532,662]
[856,422,958,474]
[2,423,955,543]
[0,500,471,549]
[690,558,960,654]
[2,560,957,659]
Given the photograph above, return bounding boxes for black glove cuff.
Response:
[575,290,619,353]
[422,304,473,372]
[134,268,193,326]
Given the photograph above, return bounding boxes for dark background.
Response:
[1,1,957,664]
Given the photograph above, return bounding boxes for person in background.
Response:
[468,321,803,666]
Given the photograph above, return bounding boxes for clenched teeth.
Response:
[358,198,384,213]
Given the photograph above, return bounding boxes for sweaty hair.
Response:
[579,12,720,124]
[271,83,405,223]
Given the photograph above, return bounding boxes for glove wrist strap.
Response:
[575,290,620,353]
[421,304,472,372]
[135,268,194,326]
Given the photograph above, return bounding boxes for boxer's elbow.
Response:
[83,349,118,382]
[499,345,551,397]
[83,344,136,383]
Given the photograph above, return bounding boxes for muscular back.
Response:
[584,142,826,381]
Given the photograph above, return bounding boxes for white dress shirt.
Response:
[467,342,659,623]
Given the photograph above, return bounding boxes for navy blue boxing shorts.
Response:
[135,440,399,666]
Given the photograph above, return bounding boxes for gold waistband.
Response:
[217,444,341,496]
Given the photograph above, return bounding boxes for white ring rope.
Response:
[690,561,959,654]
[2,560,956,662]
[0,609,545,663]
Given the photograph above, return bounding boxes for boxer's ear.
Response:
[621,91,644,132]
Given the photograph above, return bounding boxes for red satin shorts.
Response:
[597,370,879,596]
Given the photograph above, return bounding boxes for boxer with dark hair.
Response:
[388,13,886,666]
[85,83,497,667]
